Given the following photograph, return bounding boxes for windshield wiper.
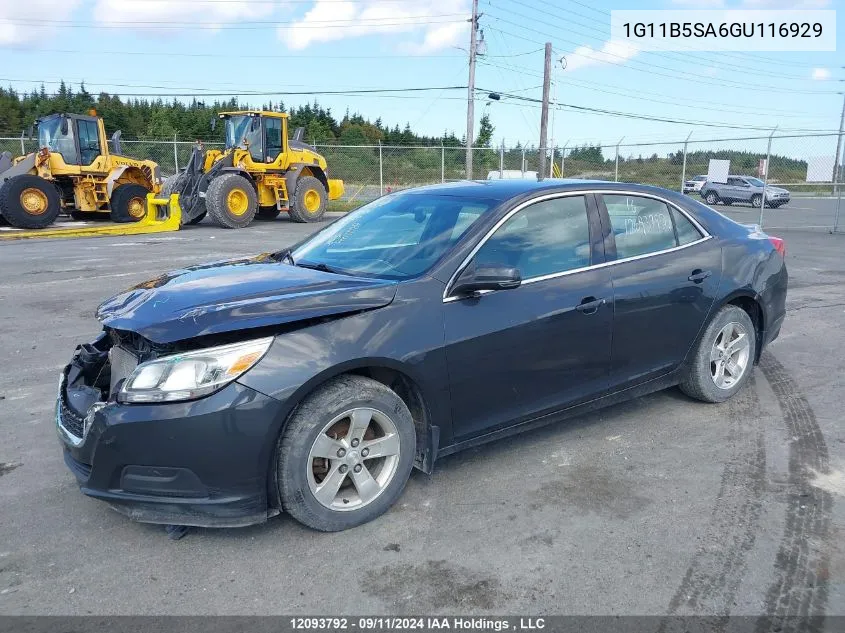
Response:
[296,261,349,275]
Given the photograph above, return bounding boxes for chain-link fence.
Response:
[1,131,843,231]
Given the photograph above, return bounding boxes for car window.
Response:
[473,196,591,279]
[727,177,742,186]
[671,208,703,246]
[603,194,678,259]
[78,120,100,165]
[746,177,764,187]
[265,118,282,160]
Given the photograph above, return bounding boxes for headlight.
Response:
[118,337,273,403]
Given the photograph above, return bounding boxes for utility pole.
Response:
[833,91,845,191]
[465,0,479,180]
[538,42,552,181]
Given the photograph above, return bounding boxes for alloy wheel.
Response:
[307,407,401,511]
[710,321,751,389]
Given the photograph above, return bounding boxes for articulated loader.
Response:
[164,110,344,229]
[0,113,161,229]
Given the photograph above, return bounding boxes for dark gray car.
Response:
[700,175,790,208]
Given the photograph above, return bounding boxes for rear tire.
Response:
[680,305,756,404]
[257,205,281,221]
[0,174,61,229]
[277,375,416,532]
[110,184,149,223]
[206,173,257,229]
[288,175,327,223]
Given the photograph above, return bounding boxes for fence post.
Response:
[499,140,504,179]
[834,183,843,233]
[441,145,445,183]
[173,133,179,173]
[378,141,383,196]
[759,128,776,228]
[834,135,845,232]
[615,137,624,183]
[521,148,526,176]
[680,130,692,193]
[549,147,555,178]
[562,140,568,177]
[20,131,25,155]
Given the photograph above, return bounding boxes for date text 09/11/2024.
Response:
[289,618,547,630]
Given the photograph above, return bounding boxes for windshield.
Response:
[38,117,76,164]
[745,177,764,187]
[224,115,262,159]
[291,192,495,280]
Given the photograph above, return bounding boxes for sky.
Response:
[0,0,842,151]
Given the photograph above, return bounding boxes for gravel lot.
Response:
[0,208,843,619]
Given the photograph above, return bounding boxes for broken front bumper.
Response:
[56,362,287,528]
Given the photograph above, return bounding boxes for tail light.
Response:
[769,236,786,257]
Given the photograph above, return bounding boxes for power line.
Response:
[1,16,465,30]
[1,47,466,60]
[493,0,834,81]
[15,85,469,98]
[484,24,840,96]
[479,59,835,120]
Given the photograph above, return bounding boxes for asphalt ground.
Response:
[0,208,843,620]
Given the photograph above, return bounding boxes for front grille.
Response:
[109,345,139,396]
[58,393,85,439]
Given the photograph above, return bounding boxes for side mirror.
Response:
[111,130,122,154]
[451,263,521,297]
[26,125,34,140]
[210,117,217,132]
[293,126,305,142]
[60,117,68,135]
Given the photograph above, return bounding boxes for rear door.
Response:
[597,192,722,390]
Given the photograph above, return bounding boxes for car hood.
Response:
[766,186,789,194]
[96,254,399,344]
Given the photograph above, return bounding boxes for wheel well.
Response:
[299,166,329,192]
[115,166,154,190]
[726,296,764,362]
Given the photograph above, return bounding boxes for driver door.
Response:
[77,119,101,167]
[443,193,613,441]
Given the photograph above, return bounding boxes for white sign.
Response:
[610,10,836,52]
[707,159,730,184]
[806,156,835,183]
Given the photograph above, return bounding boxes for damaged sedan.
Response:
[57,180,787,532]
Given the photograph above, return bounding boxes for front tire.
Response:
[288,175,327,223]
[750,194,763,208]
[0,174,61,229]
[277,375,416,532]
[680,305,756,403]
[206,173,257,229]
[704,191,719,205]
[110,183,150,223]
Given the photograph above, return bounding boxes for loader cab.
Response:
[36,114,106,167]
[220,111,288,164]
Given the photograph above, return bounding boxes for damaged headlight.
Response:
[118,337,273,403]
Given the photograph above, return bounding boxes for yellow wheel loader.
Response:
[163,110,344,229]
[0,113,161,229]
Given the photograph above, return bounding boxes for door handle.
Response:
[688,269,712,283]
[575,296,606,315]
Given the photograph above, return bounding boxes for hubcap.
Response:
[128,196,145,218]
[227,188,249,216]
[710,321,751,390]
[20,188,48,215]
[307,407,401,512]
[303,189,321,213]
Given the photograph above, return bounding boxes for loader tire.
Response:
[206,173,257,229]
[289,176,327,223]
[110,184,149,223]
[0,174,61,229]
[257,206,281,221]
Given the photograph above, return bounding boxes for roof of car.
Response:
[402,178,674,202]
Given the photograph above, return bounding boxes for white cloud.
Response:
[0,0,83,45]
[811,67,831,80]
[565,40,639,73]
[279,0,469,52]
